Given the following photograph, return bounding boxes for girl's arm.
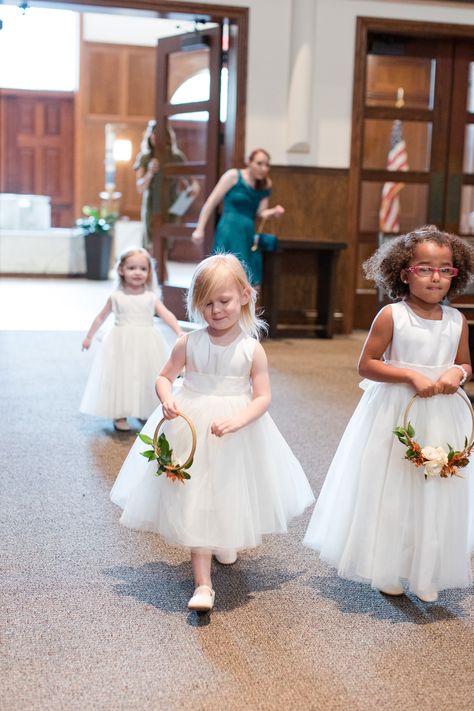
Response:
[358,305,439,397]
[154,298,184,337]
[136,159,159,195]
[435,314,472,394]
[211,342,271,437]
[191,169,239,241]
[82,298,113,350]
[155,335,187,419]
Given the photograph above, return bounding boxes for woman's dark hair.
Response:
[248,148,271,191]
[363,225,474,300]
[133,120,157,170]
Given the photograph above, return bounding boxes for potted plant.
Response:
[76,206,118,280]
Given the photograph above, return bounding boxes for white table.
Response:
[0,228,86,275]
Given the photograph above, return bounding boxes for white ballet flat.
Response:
[413,589,438,603]
[377,584,404,596]
[113,418,130,432]
[214,550,238,565]
[187,585,215,612]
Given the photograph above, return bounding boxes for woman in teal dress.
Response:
[192,148,285,285]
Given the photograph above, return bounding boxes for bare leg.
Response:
[190,549,213,588]
[188,549,215,611]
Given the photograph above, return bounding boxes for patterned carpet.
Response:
[1,331,473,711]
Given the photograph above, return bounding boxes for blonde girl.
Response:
[80,247,183,431]
[111,254,314,612]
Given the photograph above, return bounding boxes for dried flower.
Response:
[393,423,472,479]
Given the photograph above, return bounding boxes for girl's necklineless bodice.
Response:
[403,300,444,323]
[122,288,147,296]
[207,327,244,348]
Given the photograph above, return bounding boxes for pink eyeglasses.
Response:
[406,265,459,278]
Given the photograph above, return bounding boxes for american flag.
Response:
[378,119,409,232]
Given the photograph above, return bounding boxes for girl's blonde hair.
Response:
[187,254,267,338]
[363,225,474,300]
[115,246,156,291]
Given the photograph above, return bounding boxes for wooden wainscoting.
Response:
[269,166,350,334]
[75,39,157,222]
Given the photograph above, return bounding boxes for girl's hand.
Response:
[272,204,285,218]
[409,372,437,398]
[162,399,180,419]
[435,368,464,395]
[148,158,160,174]
[82,337,92,350]
[191,228,204,242]
[211,415,245,437]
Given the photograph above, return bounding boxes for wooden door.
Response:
[349,22,474,330]
[154,26,222,318]
[0,90,74,227]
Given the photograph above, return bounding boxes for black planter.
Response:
[84,232,112,280]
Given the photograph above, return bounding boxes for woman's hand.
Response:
[272,204,285,218]
[191,228,204,242]
[81,337,92,351]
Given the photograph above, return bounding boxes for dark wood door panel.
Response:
[0,91,74,227]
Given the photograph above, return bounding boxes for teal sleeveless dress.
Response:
[212,170,271,285]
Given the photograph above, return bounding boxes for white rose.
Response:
[421,446,448,477]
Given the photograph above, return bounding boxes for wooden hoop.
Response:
[403,390,474,448]
[152,411,197,472]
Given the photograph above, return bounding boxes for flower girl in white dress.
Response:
[111,254,314,611]
[80,247,183,431]
[304,226,474,602]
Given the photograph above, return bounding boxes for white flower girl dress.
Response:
[111,328,315,553]
[304,301,474,595]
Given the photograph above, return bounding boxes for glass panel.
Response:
[363,119,431,171]
[360,181,429,233]
[467,62,474,113]
[459,186,474,234]
[162,174,206,223]
[167,113,208,162]
[167,48,210,103]
[463,125,474,174]
[365,55,435,110]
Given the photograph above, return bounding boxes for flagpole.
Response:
[378,87,409,236]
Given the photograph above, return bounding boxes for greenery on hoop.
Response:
[139,432,192,483]
[393,423,473,479]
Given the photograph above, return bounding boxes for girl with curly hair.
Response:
[304,225,474,603]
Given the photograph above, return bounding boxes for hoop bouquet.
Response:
[139,412,196,483]
[393,391,474,479]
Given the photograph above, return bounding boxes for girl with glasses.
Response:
[304,225,474,603]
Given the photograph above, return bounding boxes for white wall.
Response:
[83,0,474,168]
[311,0,474,168]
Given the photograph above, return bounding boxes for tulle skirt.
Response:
[80,325,169,419]
[304,381,474,593]
[110,383,315,551]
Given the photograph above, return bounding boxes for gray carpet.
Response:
[1,331,473,711]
